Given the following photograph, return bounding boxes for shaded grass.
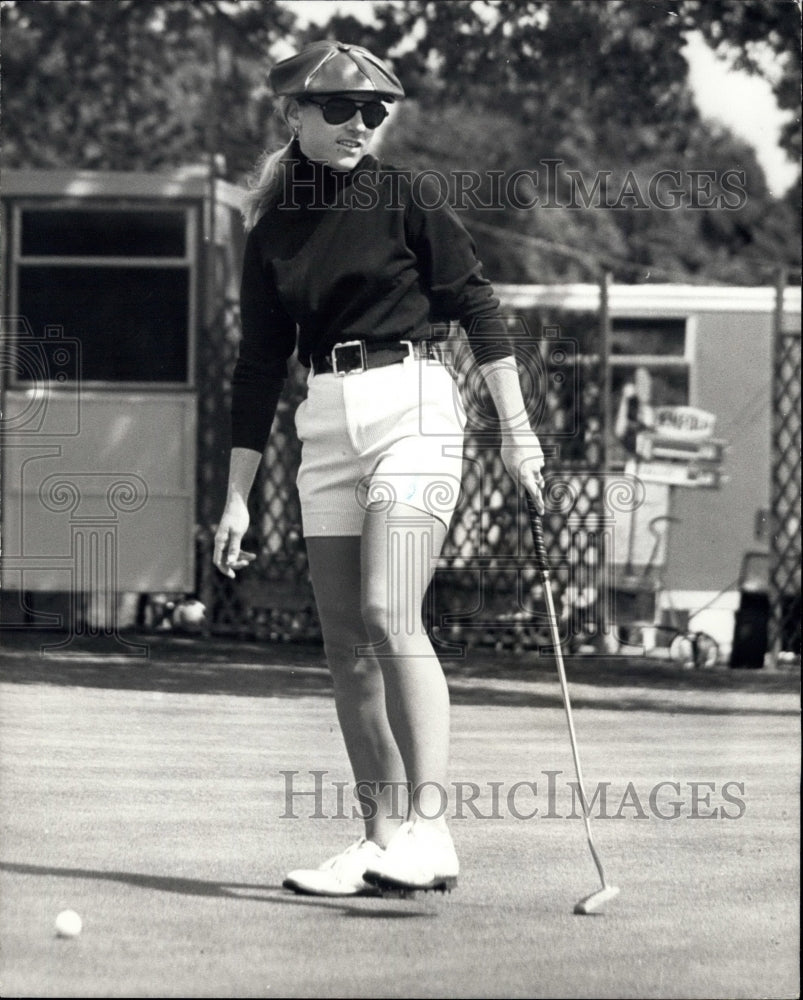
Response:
[1,630,798,716]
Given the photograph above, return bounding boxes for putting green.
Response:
[1,638,799,998]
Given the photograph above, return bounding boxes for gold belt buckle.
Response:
[331,340,367,376]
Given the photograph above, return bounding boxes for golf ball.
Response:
[55,909,82,938]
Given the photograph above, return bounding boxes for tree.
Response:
[1,0,799,282]
[357,0,800,281]
[0,0,293,175]
[678,0,802,160]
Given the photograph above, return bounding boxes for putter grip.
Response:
[525,493,549,572]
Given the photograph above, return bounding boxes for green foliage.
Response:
[1,0,799,283]
[372,0,800,282]
[0,0,292,174]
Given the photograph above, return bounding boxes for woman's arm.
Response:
[231,225,297,453]
[480,356,546,513]
[403,176,546,511]
[213,447,262,578]
[214,225,297,578]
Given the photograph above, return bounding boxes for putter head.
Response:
[574,884,620,915]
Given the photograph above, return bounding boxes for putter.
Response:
[525,493,620,915]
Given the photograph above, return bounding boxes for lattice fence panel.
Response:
[197,304,610,651]
[196,294,245,630]
[769,328,802,658]
[428,307,608,654]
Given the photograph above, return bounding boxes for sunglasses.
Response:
[305,96,389,129]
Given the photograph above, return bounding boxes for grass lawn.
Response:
[1,635,799,998]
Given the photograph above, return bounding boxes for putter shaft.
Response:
[526,494,619,912]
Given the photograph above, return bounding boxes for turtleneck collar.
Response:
[280,139,372,208]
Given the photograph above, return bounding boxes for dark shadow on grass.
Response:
[0,860,435,919]
[1,631,799,716]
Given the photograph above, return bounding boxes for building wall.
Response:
[665,310,773,594]
[0,169,227,607]
[496,282,800,655]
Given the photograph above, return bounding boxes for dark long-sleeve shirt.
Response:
[231,143,511,452]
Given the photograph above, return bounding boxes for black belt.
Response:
[311,339,441,376]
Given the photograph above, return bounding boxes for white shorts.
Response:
[295,356,467,536]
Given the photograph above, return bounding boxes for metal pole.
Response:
[599,270,612,478]
[597,271,614,641]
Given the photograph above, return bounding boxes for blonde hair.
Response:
[241,98,296,231]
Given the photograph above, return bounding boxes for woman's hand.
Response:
[500,431,546,515]
[213,493,257,578]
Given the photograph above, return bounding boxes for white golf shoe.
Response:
[282,837,385,897]
[363,821,459,893]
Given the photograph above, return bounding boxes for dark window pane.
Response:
[21,210,187,257]
[17,266,189,382]
[611,364,689,408]
[611,318,686,356]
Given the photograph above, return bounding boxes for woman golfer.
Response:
[213,40,545,896]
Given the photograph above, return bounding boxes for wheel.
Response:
[692,631,720,669]
[669,631,719,668]
[668,632,695,668]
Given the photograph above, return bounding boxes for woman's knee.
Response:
[360,598,388,649]
[321,626,381,692]
[360,598,429,655]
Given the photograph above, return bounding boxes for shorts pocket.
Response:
[294,398,308,441]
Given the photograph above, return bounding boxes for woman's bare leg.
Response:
[305,535,406,847]
[360,503,451,825]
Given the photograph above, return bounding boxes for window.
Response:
[20,209,187,258]
[611,320,687,359]
[10,205,195,386]
[610,318,691,466]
